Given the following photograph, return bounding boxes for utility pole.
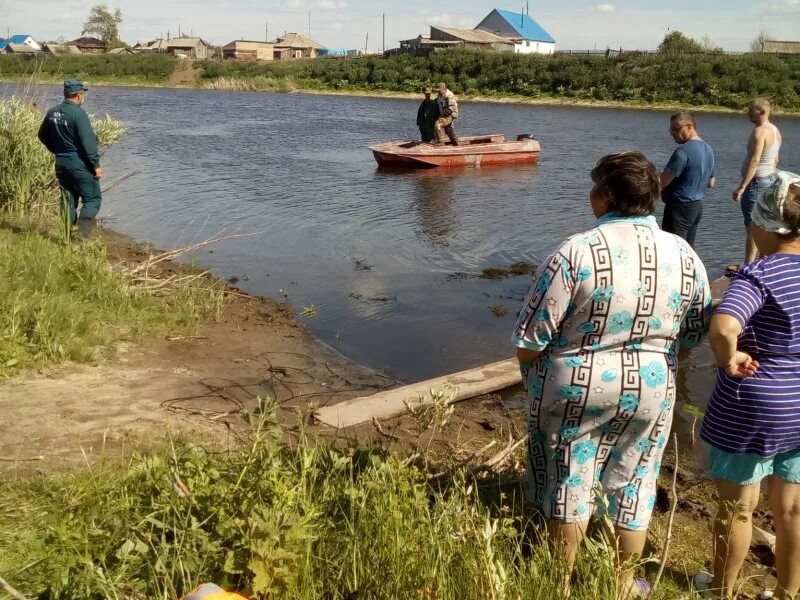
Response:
[265,22,269,42]
[365,32,369,55]
[526,1,529,15]
[308,11,311,36]
[382,13,385,54]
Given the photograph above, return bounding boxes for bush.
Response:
[0,53,176,82]
[198,50,800,111]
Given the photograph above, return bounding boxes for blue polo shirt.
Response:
[662,139,715,204]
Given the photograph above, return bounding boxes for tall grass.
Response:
[0,398,626,600]
[0,97,124,218]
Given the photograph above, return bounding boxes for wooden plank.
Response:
[315,358,521,429]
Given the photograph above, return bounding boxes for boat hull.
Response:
[369,135,541,169]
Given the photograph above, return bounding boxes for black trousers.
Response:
[662,201,703,248]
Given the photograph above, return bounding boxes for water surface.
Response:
[8,84,799,385]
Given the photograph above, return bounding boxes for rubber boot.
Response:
[77,218,96,241]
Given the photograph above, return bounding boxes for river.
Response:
[7,84,800,387]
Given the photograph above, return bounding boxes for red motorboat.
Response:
[370,134,541,169]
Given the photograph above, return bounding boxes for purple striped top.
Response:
[701,254,800,456]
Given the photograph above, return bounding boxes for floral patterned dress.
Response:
[512,212,711,530]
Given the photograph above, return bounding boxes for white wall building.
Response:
[475,8,556,55]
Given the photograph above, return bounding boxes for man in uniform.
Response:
[433,82,459,146]
[38,79,104,236]
[416,86,438,143]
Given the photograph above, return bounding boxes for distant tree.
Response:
[750,30,770,53]
[82,4,123,44]
[658,31,704,54]
[700,34,722,53]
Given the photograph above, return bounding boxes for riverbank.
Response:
[8,73,800,116]
[4,49,800,116]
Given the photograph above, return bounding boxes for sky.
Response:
[3,0,800,51]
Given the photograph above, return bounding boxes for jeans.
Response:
[740,174,777,227]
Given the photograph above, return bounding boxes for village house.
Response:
[108,47,133,54]
[0,34,41,53]
[67,36,108,53]
[166,37,209,59]
[42,43,82,55]
[222,40,274,61]
[761,40,800,55]
[134,38,169,53]
[273,33,325,59]
[475,8,556,54]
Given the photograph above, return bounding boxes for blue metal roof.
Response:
[0,40,6,50]
[9,34,33,44]
[494,9,555,43]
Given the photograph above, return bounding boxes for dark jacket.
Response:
[38,99,100,173]
[417,98,439,128]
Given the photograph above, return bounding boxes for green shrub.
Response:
[198,50,800,110]
[0,53,176,82]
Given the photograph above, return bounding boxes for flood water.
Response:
[7,85,800,397]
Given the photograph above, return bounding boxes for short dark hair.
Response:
[670,111,696,128]
[590,151,660,217]
[779,183,800,239]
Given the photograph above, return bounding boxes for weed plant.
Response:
[1,398,627,600]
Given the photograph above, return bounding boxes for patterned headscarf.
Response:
[751,171,800,234]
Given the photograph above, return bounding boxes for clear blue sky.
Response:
[5,0,799,51]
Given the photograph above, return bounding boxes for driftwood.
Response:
[427,439,499,480]
[652,434,679,595]
[478,435,528,472]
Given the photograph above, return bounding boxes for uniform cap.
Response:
[64,79,89,94]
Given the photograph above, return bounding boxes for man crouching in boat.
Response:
[433,82,460,146]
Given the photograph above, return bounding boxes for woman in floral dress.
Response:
[513,151,711,596]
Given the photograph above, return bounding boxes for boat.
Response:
[369,134,541,169]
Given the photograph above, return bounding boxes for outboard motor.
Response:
[516,134,537,141]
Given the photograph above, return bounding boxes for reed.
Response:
[0,97,124,219]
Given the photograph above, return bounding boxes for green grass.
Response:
[0,224,225,379]
[0,398,656,600]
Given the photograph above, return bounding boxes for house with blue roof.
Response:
[2,34,42,52]
[475,9,555,54]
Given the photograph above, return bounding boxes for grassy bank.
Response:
[0,97,225,379]
[0,397,644,600]
[198,50,800,112]
[0,54,175,85]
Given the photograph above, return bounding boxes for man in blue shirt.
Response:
[660,112,716,247]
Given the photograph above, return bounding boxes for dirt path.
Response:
[0,231,395,470]
[168,60,201,87]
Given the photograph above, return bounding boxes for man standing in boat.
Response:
[433,82,459,146]
[660,111,716,248]
[417,87,438,143]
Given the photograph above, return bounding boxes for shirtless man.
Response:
[734,97,782,264]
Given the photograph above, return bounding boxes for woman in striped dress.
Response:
[700,173,800,600]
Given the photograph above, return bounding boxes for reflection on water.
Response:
[4,84,799,389]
